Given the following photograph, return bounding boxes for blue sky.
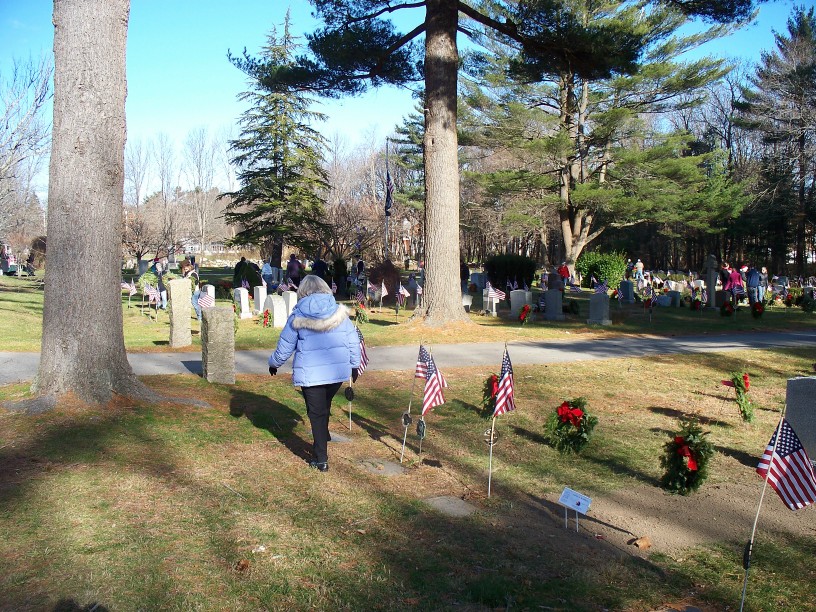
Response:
[0,0,803,194]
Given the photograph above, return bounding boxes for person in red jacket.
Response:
[557,262,570,285]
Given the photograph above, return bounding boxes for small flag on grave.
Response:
[486,282,505,301]
[356,326,368,374]
[493,348,516,416]
[198,292,215,308]
[756,418,816,510]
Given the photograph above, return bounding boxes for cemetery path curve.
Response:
[1,329,815,385]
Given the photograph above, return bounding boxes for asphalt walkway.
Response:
[2,329,815,385]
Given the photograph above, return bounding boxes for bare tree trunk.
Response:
[35,0,152,405]
[416,0,468,325]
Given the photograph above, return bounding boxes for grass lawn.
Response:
[1,348,815,610]
[2,272,815,353]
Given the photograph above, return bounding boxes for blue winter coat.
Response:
[268,293,361,387]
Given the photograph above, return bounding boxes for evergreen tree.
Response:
[249,0,760,323]
[224,16,328,267]
[736,6,816,275]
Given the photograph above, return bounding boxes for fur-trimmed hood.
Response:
[291,293,350,332]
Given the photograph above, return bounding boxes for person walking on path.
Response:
[267,275,361,472]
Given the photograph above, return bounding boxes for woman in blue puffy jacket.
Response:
[268,275,361,472]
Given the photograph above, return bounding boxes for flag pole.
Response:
[400,340,422,463]
[739,406,787,612]
[347,376,353,431]
[487,415,497,498]
[384,138,389,260]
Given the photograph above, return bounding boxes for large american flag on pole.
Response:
[493,348,516,416]
[486,282,505,301]
[356,326,369,374]
[756,418,816,510]
[420,350,447,416]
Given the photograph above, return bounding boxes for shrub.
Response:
[575,251,627,287]
[660,418,714,495]
[484,254,536,290]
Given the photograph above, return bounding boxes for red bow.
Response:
[489,375,498,399]
[674,436,698,471]
[721,379,734,387]
[743,374,750,390]
[558,402,584,427]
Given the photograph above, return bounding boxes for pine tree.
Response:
[223,15,328,267]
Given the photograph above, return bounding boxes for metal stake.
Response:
[487,416,497,498]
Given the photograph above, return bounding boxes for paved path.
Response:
[2,330,815,385]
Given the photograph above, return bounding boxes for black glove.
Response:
[351,368,359,383]
[269,366,277,376]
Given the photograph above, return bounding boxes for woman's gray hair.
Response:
[297,274,332,300]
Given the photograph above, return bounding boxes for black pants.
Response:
[302,382,342,463]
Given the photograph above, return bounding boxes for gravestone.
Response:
[668,290,682,307]
[201,307,235,384]
[544,289,565,321]
[202,283,215,301]
[785,377,816,461]
[705,254,718,309]
[469,272,485,291]
[264,294,287,328]
[715,290,730,307]
[482,289,499,316]
[548,272,564,291]
[462,293,473,312]
[137,259,150,275]
[510,289,528,317]
[253,285,267,314]
[618,280,635,304]
[587,293,611,325]
[692,279,705,290]
[282,290,298,317]
[233,287,252,319]
[167,278,192,347]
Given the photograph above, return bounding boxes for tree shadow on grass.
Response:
[510,425,549,446]
[648,406,733,428]
[714,444,759,468]
[227,387,310,460]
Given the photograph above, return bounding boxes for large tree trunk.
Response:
[35,0,151,404]
[415,0,468,325]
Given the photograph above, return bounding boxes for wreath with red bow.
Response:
[660,418,714,495]
[544,397,598,454]
[519,304,531,324]
[722,372,753,422]
[482,373,500,417]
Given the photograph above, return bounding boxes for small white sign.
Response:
[558,487,592,515]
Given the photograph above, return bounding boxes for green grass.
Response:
[2,272,816,353]
[1,348,815,610]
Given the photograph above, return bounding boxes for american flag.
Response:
[493,348,516,416]
[701,288,708,303]
[512,278,519,290]
[121,280,136,296]
[416,284,423,295]
[522,279,529,291]
[415,345,431,379]
[418,348,447,416]
[198,291,215,308]
[144,283,160,304]
[380,281,389,298]
[331,279,338,294]
[385,169,395,216]
[486,282,505,301]
[241,279,250,289]
[591,275,598,286]
[368,280,376,293]
[756,418,816,510]
[355,289,366,303]
[356,326,368,374]
[594,282,608,294]
[569,284,582,293]
[506,278,513,292]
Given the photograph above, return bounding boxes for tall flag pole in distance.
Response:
[400,341,424,463]
[384,138,393,258]
[488,346,516,497]
[740,410,816,611]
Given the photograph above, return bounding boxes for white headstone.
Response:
[462,293,473,312]
[510,289,527,317]
[263,294,287,328]
[282,290,298,317]
[469,272,486,290]
[482,289,498,317]
[233,287,252,319]
[692,279,705,290]
[544,289,565,321]
[202,284,215,300]
[668,290,682,307]
[587,293,611,325]
[253,285,267,314]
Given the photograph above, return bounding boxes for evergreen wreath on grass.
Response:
[355,302,369,324]
[660,417,714,495]
[751,302,764,318]
[720,301,734,316]
[729,372,754,422]
[482,373,499,418]
[544,397,598,454]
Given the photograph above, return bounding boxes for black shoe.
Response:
[308,460,329,472]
